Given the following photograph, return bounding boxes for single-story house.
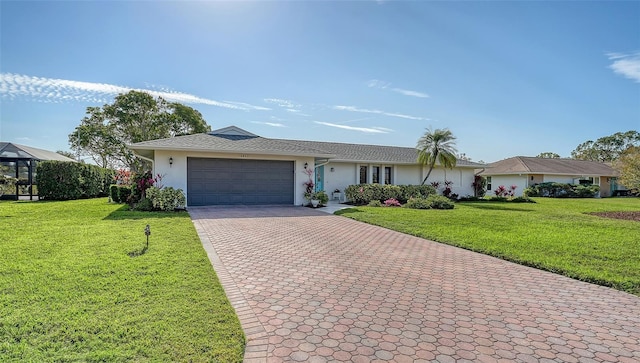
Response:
[479,156,625,197]
[129,126,485,206]
[0,142,76,200]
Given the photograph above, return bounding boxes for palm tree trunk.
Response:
[421,159,437,185]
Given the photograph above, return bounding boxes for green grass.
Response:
[0,199,244,362]
[336,198,640,296]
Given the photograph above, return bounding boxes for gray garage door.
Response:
[187,158,294,206]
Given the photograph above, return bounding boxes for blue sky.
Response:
[1,1,639,163]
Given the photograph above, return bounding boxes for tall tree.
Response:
[416,127,458,185]
[537,152,561,158]
[168,102,211,136]
[571,131,640,163]
[616,146,640,191]
[68,107,122,168]
[69,91,211,171]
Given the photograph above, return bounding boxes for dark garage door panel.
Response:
[187,158,294,206]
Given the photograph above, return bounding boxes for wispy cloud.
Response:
[0,73,266,110]
[264,98,300,109]
[314,121,392,134]
[15,137,33,141]
[367,79,429,98]
[367,79,391,89]
[391,88,429,98]
[333,105,424,120]
[607,52,640,82]
[251,121,286,127]
[223,101,271,111]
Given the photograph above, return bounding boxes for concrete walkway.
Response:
[189,206,640,363]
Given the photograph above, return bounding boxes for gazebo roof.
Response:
[0,142,75,161]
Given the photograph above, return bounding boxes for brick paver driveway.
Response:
[189,206,640,363]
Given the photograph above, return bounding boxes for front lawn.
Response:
[0,199,245,362]
[336,198,640,295]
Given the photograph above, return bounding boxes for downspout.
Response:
[314,159,330,169]
[134,152,155,172]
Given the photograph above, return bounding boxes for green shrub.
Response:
[427,195,455,209]
[118,186,133,204]
[312,191,329,206]
[37,161,82,200]
[109,185,121,203]
[368,200,383,207]
[79,164,102,198]
[37,161,114,200]
[511,196,536,203]
[403,197,431,209]
[133,197,154,211]
[145,186,186,211]
[345,184,435,205]
[100,169,116,197]
[457,195,483,202]
[109,185,133,204]
[525,182,599,198]
[398,185,437,203]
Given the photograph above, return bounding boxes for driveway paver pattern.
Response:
[189,206,640,363]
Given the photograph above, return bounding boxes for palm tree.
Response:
[416,127,458,185]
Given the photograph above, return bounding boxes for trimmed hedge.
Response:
[345,184,436,205]
[523,182,600,198]
[109,184,133,204]
[37,161,115,200]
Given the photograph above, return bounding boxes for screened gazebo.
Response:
[0,142,75,200]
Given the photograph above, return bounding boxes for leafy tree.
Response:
[416,127,458,185]
[168,103,211,136]
[571,131,640,163]
[616,146,640,191]
[69,91,211,171]
[69,107,122,168]
[537,152,561,158]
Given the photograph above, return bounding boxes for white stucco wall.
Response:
[323,162,357,194]
[395,165,422,185]
[153,150,313,206]
[321,162,476,198]
[543,175,575,184]
[486,175,529,196]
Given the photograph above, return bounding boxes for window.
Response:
[372,166,380,184]
[487,176,492,190]
[384,167,392,184]
[359,166,367,184]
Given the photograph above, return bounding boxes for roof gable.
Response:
[0,142,76,162]
[209,126,258,137]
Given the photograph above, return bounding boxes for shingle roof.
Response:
[129,133,334,157]
[277,139,484,167]
[481,156,618,176]
[129,126,485,167]
[0,142,76,162]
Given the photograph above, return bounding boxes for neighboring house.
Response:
[0,142,76,200]
[129,126,484,206]
[479,156,624,197]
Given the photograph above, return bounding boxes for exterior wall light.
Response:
[304,162,308,169]
[169,157,173,167]
[330,167,335,172]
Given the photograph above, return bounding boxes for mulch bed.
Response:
[589,211,640,222]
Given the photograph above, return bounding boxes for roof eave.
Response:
[128,145,334,158]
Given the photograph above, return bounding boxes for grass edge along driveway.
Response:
[0,199,245,362]
[336,197,640,296]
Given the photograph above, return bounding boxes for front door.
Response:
[315,165,324,192]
